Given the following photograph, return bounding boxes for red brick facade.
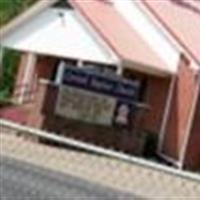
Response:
[161,55,199,162]
[8,53,199,169]
[143,77,170,133]
[184,90,200,170]
[13,52,29,103]
[11,54,170,154]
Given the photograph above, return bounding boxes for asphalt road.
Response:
[0,156,135,200]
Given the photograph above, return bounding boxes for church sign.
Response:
[56,66,140,127]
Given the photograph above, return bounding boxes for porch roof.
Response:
[141,0,200,67]
[1,8,117,65]
[70,0,173,76]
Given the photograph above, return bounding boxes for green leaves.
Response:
[0,0,37,26]
[0,0,36,104]
[0,49,20,104]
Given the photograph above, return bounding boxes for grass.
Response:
[0,0,37,104]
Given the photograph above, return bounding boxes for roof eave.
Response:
[122,59,175,77]
[141,0,200,68]
[0,0,58,40]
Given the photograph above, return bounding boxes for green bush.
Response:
[0,0,37,26]
[142,131,158,159]
[0,0,37,105]
[0,49,20,105]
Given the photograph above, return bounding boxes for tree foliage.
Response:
[0,49,20,104]
[0,0,36,104]
[0,0,36,27]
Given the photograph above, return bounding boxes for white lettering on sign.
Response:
[90,78,113,91]
[65,72,88,85]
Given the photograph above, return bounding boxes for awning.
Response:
[1,8,118,65]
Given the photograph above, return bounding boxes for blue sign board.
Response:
[62,66,140,103]
[61,66,140,129]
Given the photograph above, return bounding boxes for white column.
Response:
[19,53,37,104]
[157,75,177,154]
[116,64,123,75]
[55,61,66,85]
[77,60,84,68]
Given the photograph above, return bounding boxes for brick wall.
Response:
[143,77,170,133]
[13,52,29,102]
[13,52,38,104]
[184,89,200,170]
[27,56,58,128]
[29,81,143,154]
[17,56,170,154]
[123,69,170,134]
[161,55,198,160]
[35,56,57,80]
[26,56,171,154]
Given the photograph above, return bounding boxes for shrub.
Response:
[0,49,20,105]
[142,131,158,159]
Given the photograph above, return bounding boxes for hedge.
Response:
[0,49,20,105]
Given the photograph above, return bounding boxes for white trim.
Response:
[158,152,181,168]
[116,64,123,76]
[0,0,58,39]
[122,59,173,77]
[39,78,54,86]
[179,71,200,168]
[113,0,180,73]
[73,8,120,64]
[1,118,200,182]
[136,1,200,70]
[158,75,177,154]
[19,53,37,104]
[2,9,116,65]
[77,60,84,68]
[55,61,66,85]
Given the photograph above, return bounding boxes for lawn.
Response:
[0,0,37,104]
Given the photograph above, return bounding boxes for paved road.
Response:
[0,156,135,200]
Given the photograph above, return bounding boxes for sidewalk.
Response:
[1,132,200,199]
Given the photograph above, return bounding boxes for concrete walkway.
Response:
[1,133,200,199]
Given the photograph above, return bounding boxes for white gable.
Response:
[113,0,180,73]
[1,8,118,65]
